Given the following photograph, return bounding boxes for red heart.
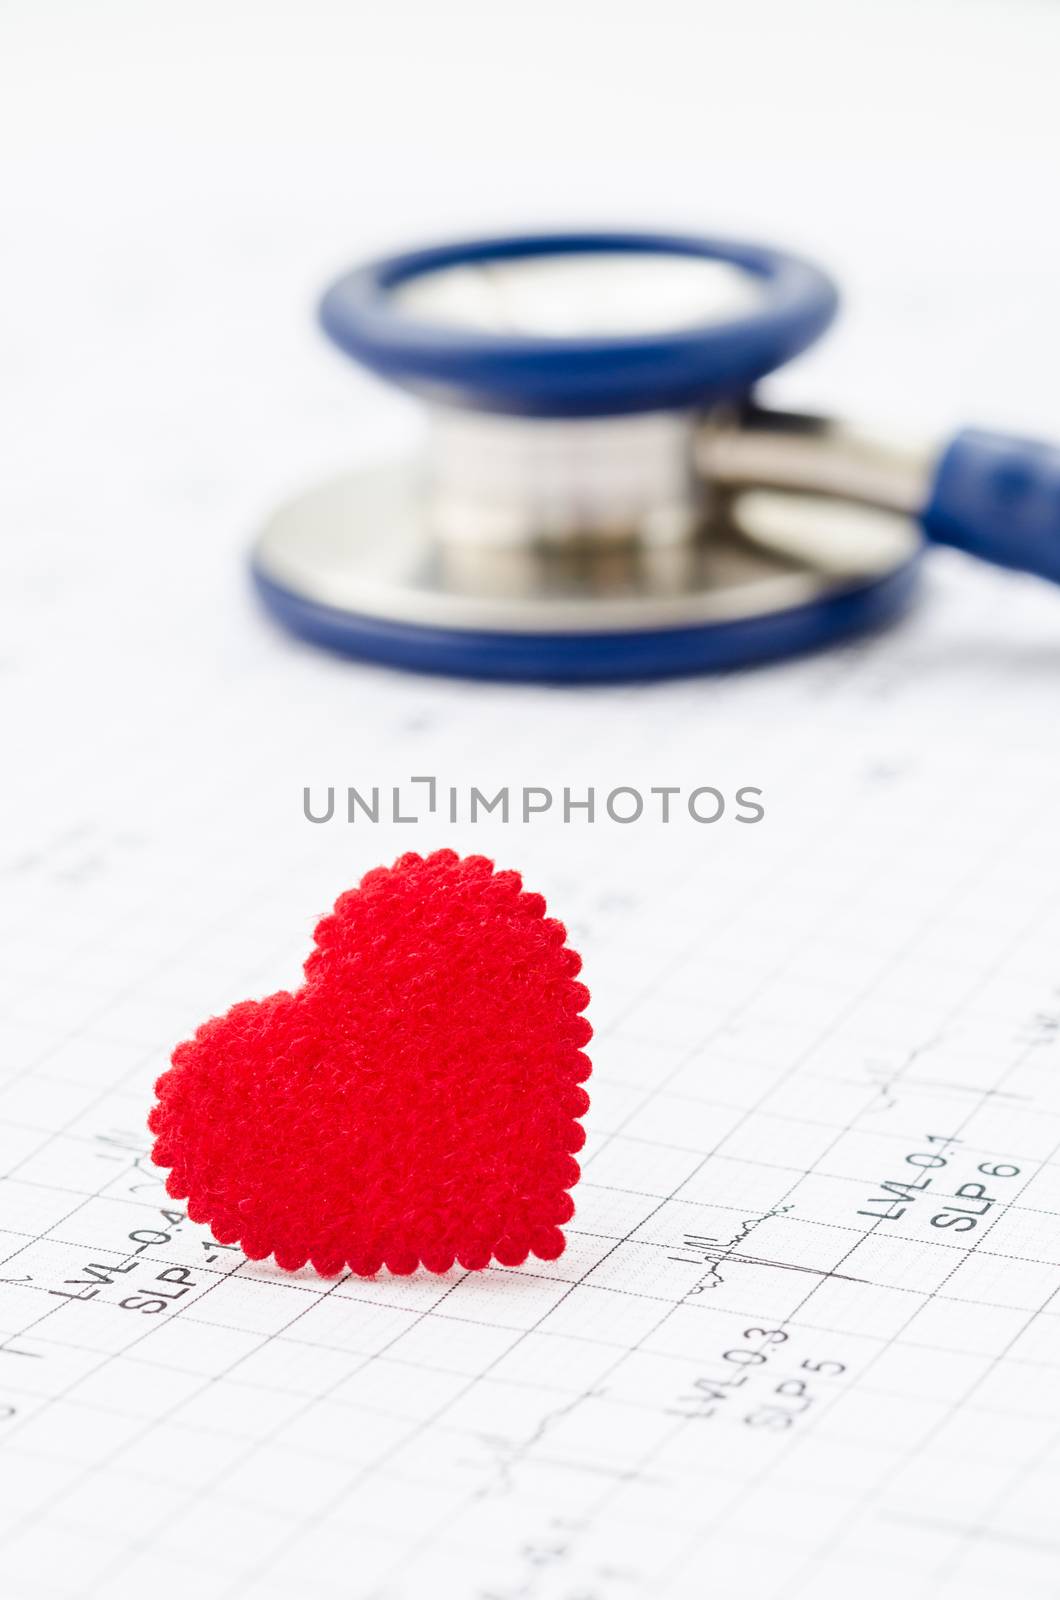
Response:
[148,850,591,1276]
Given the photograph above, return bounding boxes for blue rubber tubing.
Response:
[923,428,1060,586]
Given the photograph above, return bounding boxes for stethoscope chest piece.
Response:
[253,231,1059,680]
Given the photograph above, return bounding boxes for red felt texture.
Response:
[148,851,591,1277]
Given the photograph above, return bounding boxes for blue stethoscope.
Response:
[252,231,1060,682]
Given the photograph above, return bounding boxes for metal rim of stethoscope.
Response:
[251,230,927,682]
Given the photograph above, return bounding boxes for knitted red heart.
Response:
[148,851,591,1276]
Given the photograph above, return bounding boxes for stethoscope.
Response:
[253,230,1060,682]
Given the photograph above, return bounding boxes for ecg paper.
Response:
[5,539,1060,1600]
